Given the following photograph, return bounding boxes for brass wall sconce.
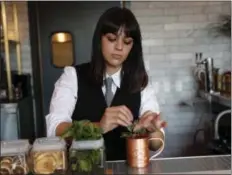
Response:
[51,32,74,68]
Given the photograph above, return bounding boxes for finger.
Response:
[140,111,153,120]
[154,120,167,129]
[143,112,161,127]
[151,114,160,123]
[109,110,131,126]
[143,117,154,128]
[109,106,133,122]
[140,113,155,126]
[113,114,130,127]
[140,111,156,124]
[120,105,133,121]
[134,123,142,131]
[141,113,160,131]
[147,126,155,132]
[161,121,167,128]
[117,112,132,126]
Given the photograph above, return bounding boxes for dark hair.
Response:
[90,6,148,93]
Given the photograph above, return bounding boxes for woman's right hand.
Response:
[100,105,133,133]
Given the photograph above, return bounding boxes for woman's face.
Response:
[101,27,133,70]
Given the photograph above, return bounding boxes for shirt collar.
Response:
[104,68,121,88]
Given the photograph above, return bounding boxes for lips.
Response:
[111,54,122,59]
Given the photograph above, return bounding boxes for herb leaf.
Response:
[121,120,151,138]
[61,120,103,172]
[61,120,103,141]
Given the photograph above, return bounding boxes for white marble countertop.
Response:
[106,155,231,174]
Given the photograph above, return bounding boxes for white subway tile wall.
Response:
[131,1,231,157]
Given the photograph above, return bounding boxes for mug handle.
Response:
[149,138,165,160]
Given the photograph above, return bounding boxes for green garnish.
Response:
[61,120,103,140]
[69,149,101,172]
[121,120,150,138]
[61,120,103,173]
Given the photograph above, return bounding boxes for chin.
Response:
[107,60,124,68]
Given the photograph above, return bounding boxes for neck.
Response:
[105,65,121,76]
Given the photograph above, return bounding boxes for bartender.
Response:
[46,7,167,161]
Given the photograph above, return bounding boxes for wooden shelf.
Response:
[1,37,19,45]
[1,1,22,100]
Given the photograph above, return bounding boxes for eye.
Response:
[124,38,133,45]
[105,33,116,42]
[107,37,116,42]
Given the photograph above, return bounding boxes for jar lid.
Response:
[32,137,66,152]
[0,139,30,155]
[70,138,104,150]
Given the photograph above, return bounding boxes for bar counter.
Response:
[106,155,231,174]
[26,155,230,174]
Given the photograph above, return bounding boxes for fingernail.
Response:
[161,121,167,128]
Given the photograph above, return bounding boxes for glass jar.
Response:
[0,139,30,175]
[31,137,67,174]
[69,137,105,173]
[221,71,231,97]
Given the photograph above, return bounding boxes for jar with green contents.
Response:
[69,137,105,173]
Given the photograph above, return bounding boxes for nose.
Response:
[115,38,123,51]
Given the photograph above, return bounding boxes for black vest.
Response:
[72,63,141,160]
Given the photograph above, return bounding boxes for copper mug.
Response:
[127,167,149,174]
[126,136,164,168]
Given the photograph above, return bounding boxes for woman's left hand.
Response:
[134,111,167,132]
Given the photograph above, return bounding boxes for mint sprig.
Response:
[61,120,103,172]
[121,120,150,138]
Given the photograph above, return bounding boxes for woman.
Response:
[46,6,167,161]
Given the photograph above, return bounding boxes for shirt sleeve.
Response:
[45,66,77,137]
[139,80,160,116]
[140,80,165,135]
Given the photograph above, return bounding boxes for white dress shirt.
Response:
[46,66,161,137]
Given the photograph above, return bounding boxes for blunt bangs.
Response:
[100,7,140,40]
